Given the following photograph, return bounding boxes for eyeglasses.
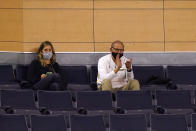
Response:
[111,47,124,52]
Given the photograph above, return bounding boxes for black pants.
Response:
[33,73,66,91]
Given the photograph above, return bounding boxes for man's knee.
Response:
[101,79,112,91]
[102,79,111,85]
[129,79,140,90]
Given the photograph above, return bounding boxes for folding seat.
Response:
[77,91,113,127]
[156,90,193,114]
[167,66,196,90]
[151,114,188,131]
[71,115,105,131]
[1,89,38,114]
[31,114,67,131]
[191,113,196,131]
[110,114,147,131]
[89,65,98,90]
[116,91,154,113]
[60,65,91,91]
[133,65,166,90]
[15,64,31,89]
[0,65,20,89]
[38,90,74,112]
[77,91,113,112]
[0,114,28,131]
[38,91,75,128]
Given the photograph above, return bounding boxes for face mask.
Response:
[112,52,123,59]
[43,52,53,60]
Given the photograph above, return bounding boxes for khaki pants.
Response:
[100,79,140,93]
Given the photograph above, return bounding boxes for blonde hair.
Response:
[37,41,56,67]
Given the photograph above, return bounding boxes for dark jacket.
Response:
[27,59,60,85]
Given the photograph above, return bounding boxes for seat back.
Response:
[1,89,36,109]
[156,90,192,109]
[77,91,112,110]
[0,114,28,131]
[31,115,67,131]
[191,113,196,130]
[90,65,98,83]
[116,91,153,110]
[38,91,74,111]
[15,65,28,82]
[110,114,147,131]
[133,66,165,85]
[60,65,89,84]
[0,65,15,83]
[167,66,196,85]
[151,114,188,131]
[71,115,105,131]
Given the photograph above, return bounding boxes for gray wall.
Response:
[0,52,196,65]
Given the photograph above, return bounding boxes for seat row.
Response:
[0,64,196,90]
[0,113,195,131]
[0,89,196,114]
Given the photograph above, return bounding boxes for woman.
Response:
[27,41,66,91]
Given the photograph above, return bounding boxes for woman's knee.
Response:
[49,82,61,91]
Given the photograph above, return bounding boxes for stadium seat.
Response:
[151,114,188,131]
[90,65,98,90]
[0,114,28,131]
[167,66,196,89]
[31,115,67,131]
[60,65,91,91]
[156,90,193,114]
[71,115,105,131]
[38,90,74,112]
[0,65,20,89]
[1,89,37,114]
[133,65,166,90]
[116,91,153,112]
[77,91,113,111]
[110,114,147,131]
[15,64,32,89]
[191,113,196,131]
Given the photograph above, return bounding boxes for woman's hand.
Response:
[41,74,47,79]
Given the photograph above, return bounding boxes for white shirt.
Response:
[97,54,134,89]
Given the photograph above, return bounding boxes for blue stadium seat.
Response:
[151,114,188,131]
[60,65,91,91]
[116,91,153,112]
[110,114,147,131]
[156,90,193,114]
[1,90,37,114]
[31,115,67,131]
[0,65,20,89]
[167,66,196,89]
[133,65,165,90]
[15,64,31,89]
[191,113,196,131]
[90,65,98,90]
[156,90,192,109]
[0,114,28,131]
[77,91,112,111]
[38,91,74,112]
[71,115,105,131]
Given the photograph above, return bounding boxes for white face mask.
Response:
[43,52,53,60]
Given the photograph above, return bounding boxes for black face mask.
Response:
[112,52,123,59]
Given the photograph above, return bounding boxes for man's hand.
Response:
[114,54,122,73]
[41,74,46,79]
[125,58,132,70]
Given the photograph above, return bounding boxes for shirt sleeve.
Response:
[127,65,134,80]
[98,57,116,80]
[27,60,41,84]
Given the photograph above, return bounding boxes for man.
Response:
[97,40,140,93]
